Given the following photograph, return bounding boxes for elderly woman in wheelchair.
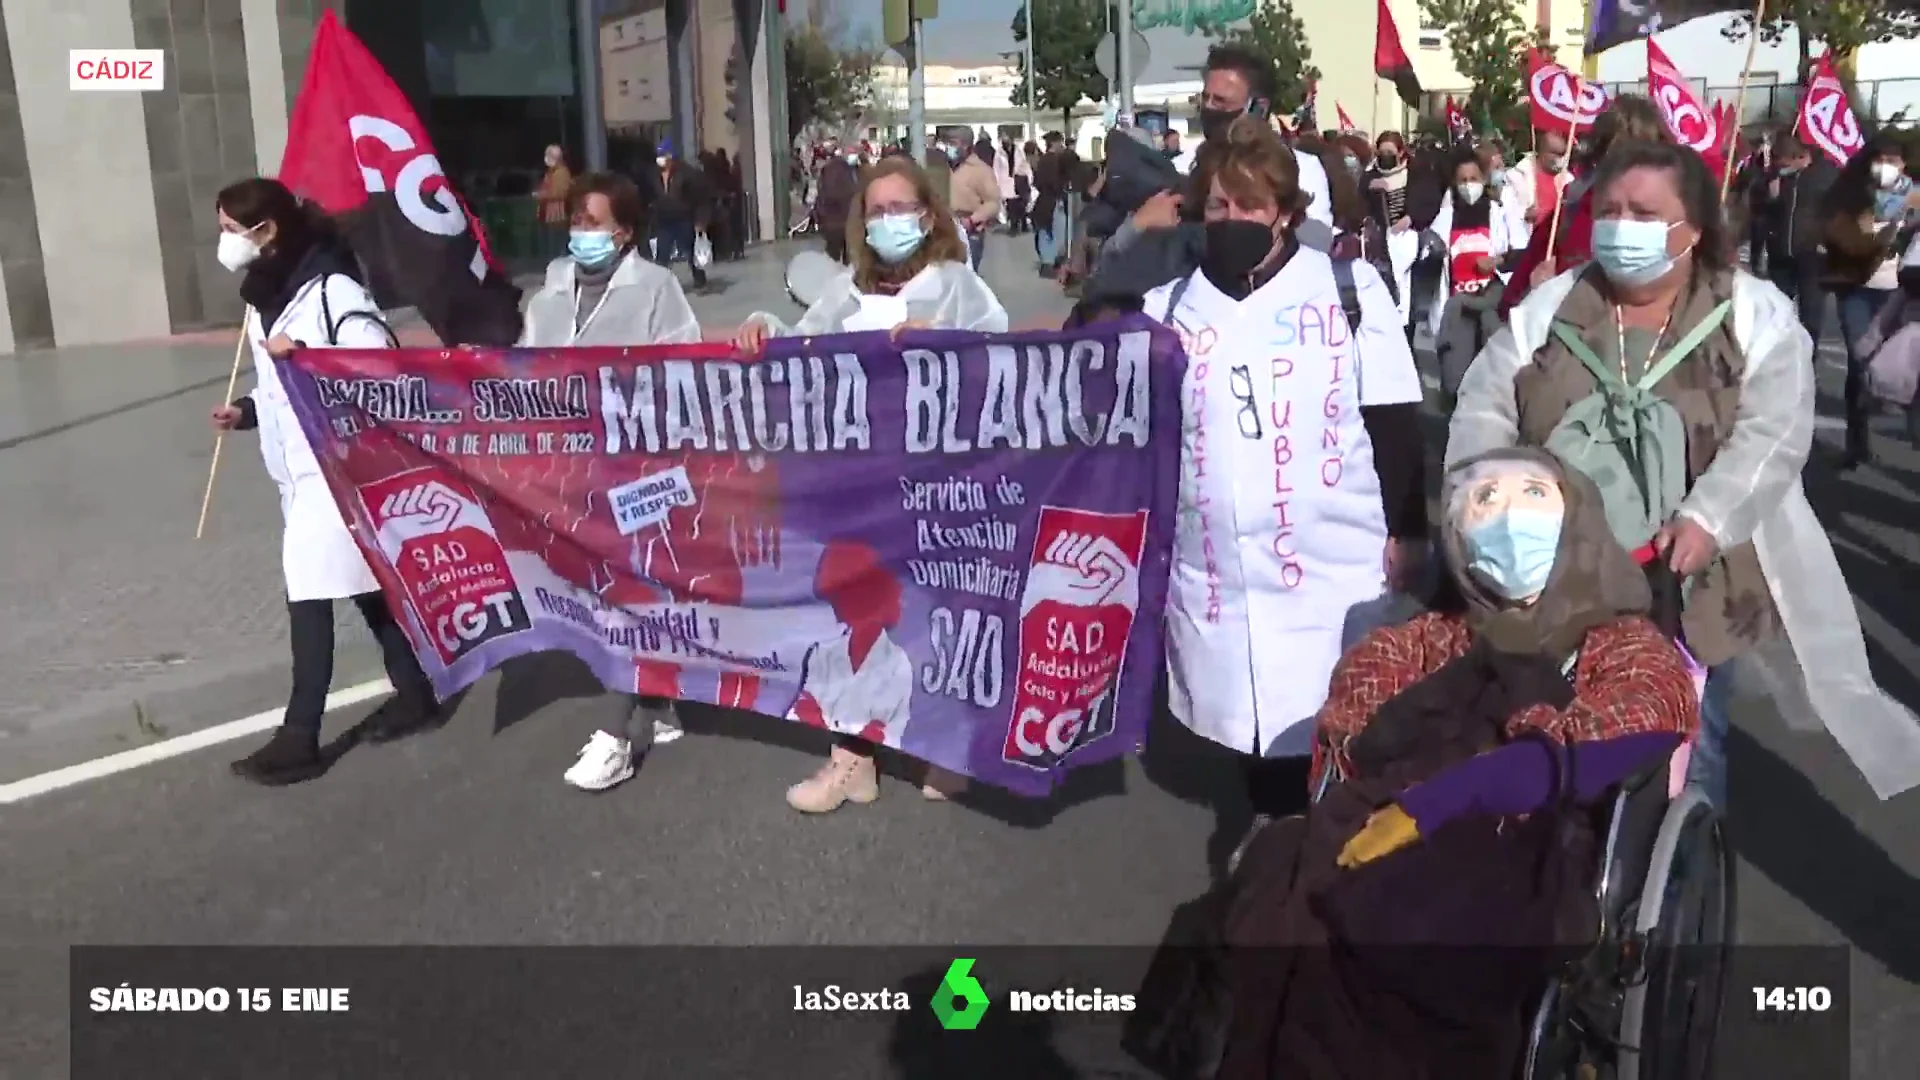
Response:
[1208,448,1706,1080]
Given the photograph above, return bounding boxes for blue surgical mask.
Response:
[1465,509,1563,600]
[945,145,961,162]
[1490,167,1509,186]
[569,229,619,268]
[865,212,927,264]
[1591,217,1683,287]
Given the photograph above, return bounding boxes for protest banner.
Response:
[280,322,1185,795]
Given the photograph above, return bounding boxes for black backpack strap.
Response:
[1330,256,1364,334]
[317,273,399,347]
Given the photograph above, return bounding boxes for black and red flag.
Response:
[1374,0,1423,110]
[278,11,522,346]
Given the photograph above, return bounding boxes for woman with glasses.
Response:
[732,155,1007,814]
[1142,116,1429,832]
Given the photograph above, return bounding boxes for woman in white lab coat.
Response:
[208,178,440,786]
[1140,117,1429,823]
[733,154,1008,814]
[1448,140,1920,803]
[517,172,707,793]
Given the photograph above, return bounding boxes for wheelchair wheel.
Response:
[1615,788,1733,1080]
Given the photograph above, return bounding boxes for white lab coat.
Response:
[1414,193,1515,339]
[1449,269,1920,800]
[1146,250,1424,757]
[1498,155,1572,252]
[748,259,1009,337]
[243,274,388,602]
[520,250,701,348]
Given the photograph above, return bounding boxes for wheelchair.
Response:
[1520,748,1734,1080]
[1307,740,1733,1080]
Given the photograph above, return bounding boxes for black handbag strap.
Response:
[317,274,399,347]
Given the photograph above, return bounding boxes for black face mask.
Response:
[1202,219,1278,281]
[1200,107,1240,142]
[1377,151,1399,168]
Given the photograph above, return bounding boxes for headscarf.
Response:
[1438,447,1652,661]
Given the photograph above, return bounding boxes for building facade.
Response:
[0,0,781,355]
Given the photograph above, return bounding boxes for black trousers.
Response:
[285,592,434,736]
[823,227,848,264]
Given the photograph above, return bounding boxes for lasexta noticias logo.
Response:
[930,958,989,1030]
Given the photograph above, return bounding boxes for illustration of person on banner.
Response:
[731,155,1010,813]
[209,177,443,786]
[503,169,708,793]
[1140,117,1428,837]
[1450,138,1920,803]
[1429,145,1516,407]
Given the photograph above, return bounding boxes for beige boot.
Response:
[786,750,879,813]
[920,765,968,802]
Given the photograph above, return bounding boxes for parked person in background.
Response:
[1162,130,1183,162]
[994,136,1018,229]
[535,144,573,260]
[517,172,702,790]
[924,134,954,208]
[1032,131,1072,276]
[1761,135,1837,344]
[815,145,860,264]
[1739,130,1776,274]
[1499,128,1570,252]
[729,156,1007,814]
[1822,136,1920,469]
[950,138,1003,270]
[645,140,711,289]
[209,177,440,786]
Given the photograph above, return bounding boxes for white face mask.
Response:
[1458,182,1485,203]
[217,229,261,273]
[1872,161,1905,189]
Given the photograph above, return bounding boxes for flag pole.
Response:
[195,323,252,541]
[1719,0,1768,203]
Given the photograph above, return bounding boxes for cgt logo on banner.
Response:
[69,50,165,91]
[358,469,532,664]
[1003,508,1150,771]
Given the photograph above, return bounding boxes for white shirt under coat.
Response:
[520,249,702,347]
[243,274,390,603]
[747,259,1009,337]
[1145,247,1423,758]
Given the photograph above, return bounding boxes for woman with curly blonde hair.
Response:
[731,154,1008,815]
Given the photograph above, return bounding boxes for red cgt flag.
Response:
[1445,95,1470,139]
[279,11,523,347]
[1337,103,1357,132]
[1798,53,1866,167]
[1646,40,1724,176]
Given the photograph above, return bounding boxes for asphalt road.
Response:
[3,237,1918,1078]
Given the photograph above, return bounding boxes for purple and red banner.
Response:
[281,322,1185,795]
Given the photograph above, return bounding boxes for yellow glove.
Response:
[1336,805,1420,869]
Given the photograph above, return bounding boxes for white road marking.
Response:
[0,678,393,805]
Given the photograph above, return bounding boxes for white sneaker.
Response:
[564,730,635,791]
[644,700,683,745]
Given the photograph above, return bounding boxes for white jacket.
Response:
[1448,268,1920,799]
[1498,154,1571,251]
[749,260,1008,337]
[521,250,701,347]
[243,273,390,602]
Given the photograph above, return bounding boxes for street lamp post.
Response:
[1023,2,1036,139]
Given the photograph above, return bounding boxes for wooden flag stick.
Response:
[1719,0,1768,203]
[195,321,252,541]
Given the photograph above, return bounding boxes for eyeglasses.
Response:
[1229,365,1261,439]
